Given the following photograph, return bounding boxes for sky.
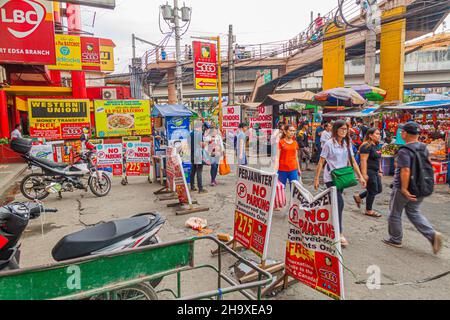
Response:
[80,0,450,75]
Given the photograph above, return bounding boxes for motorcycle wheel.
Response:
[89,283,158,300]
[141,236,164,288]
[20,173,50,200]
[88,174,112,197]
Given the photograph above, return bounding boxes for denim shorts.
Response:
[278,170,299,186]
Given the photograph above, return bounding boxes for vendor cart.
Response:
[0,236,273,300]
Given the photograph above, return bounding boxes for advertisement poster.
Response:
[166,147,192,205]
[234,166,277,259]
[28,99,90,140]
[100,40,115,72]
[249,105,273,139]
[193,41,217,90]
[48,34,82,71]
[94,100,151,137]
[96,143,123,176]
[285,182,344,300]
[80,36,101,71]
[0,0,56,65]
[124,142,151,176]
[223,105,241,143]
[166,116,190,159]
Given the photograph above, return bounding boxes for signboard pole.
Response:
[217,36,223,132]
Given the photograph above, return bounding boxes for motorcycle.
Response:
[0,201,166,299]
[11,138,112,200]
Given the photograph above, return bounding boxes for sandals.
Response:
[353,194,362,208]
[340,235,349,248]
[365,210,382,218]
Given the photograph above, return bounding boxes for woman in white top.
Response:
[205,127,224,186]
[314,120,366,247]
[320,122,332,148]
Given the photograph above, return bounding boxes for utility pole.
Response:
[362,0,381,86]
[228,24,235,105]
[173,0,183,104]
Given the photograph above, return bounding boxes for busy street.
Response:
[1,0,450,304]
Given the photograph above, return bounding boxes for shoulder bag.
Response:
[329,143,358,190]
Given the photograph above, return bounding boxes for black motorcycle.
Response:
[0,201,165,300]
[11,138,112,200]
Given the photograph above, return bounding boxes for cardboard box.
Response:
[434,173,447,185]
[432,161,448,175]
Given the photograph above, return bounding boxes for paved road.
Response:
[5,164,450,300]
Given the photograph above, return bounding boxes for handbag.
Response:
[274,180,287,209]
[219,155,231,176]
[329,144,358,190]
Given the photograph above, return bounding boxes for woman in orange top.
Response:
[274,125,301,187]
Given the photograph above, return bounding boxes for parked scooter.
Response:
[0,201,165,299]
[11,138,112,200]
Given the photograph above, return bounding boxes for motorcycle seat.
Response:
[51,216,151,262]
[30,156,69,169]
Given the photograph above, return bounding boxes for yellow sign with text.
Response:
[100,45,115,72]
[195,78,217,90]
[48,35,82,71]
[94,100,151,137]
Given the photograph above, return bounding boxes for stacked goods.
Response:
[428,139,447,161]
[381,144,399,157]
[432,161,448,185]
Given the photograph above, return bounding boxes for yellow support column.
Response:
[322,25,346,90]
[380,4,406,103]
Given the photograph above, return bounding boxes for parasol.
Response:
[314,87,366,107]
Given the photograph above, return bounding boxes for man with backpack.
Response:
[383,122,443,254]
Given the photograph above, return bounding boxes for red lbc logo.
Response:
[0,0,46,39]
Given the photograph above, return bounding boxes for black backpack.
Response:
[399,144,434,198]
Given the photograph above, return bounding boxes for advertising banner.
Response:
[124,141,151,176]
[285,182,344,300]
[80,36,101,71]
[48,34,82,70]
[249,105,273,139]
[166,147,192,205]
[0,0,56,65]
[166,116,190,159]
[193,41,217,90]
[234,166,277,259]
[52,1,116,9]
[96,143,123,176]
[94,100,151,137]
[100,43,114,72]
[28,99,90,140]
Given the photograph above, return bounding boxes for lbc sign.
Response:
[0,0,56,65]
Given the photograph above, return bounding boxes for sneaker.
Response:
[191,186,198,192]
[433,232,443,255]
[382,238,402,248]
[198,189,208,194]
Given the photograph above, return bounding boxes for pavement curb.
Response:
[0,164,27,201]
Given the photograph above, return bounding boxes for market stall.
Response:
[381,99,450,183]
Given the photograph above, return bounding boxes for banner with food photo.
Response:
[94,100,151,137]
[28,99,90,140]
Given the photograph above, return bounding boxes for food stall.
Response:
[382,99,450,183]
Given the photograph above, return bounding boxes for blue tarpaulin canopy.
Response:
[384,100,450,110]
[322,107,380,118]
[151,104,194,117]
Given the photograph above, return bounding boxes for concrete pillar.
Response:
[322,24,346,90]
[0,90,10,139]
[379,2,406,102]
[167,69,177,104]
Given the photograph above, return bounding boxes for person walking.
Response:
[382,122,443,254]
[271,122,286,163]
[314,121,325,163]
[314,120,367,247]
[297,121,311,171]
[236,123,248,166]
[189,121,207,194]
[320,121,332,148]
[274,125,301,188]
[205,127,224,186]
[353,128,383,218]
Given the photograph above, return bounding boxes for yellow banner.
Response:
[48,34,82,71]
[28,99,90,140]
[100,45,115,72]
[195,78,217,90]
[94,100,151,137]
